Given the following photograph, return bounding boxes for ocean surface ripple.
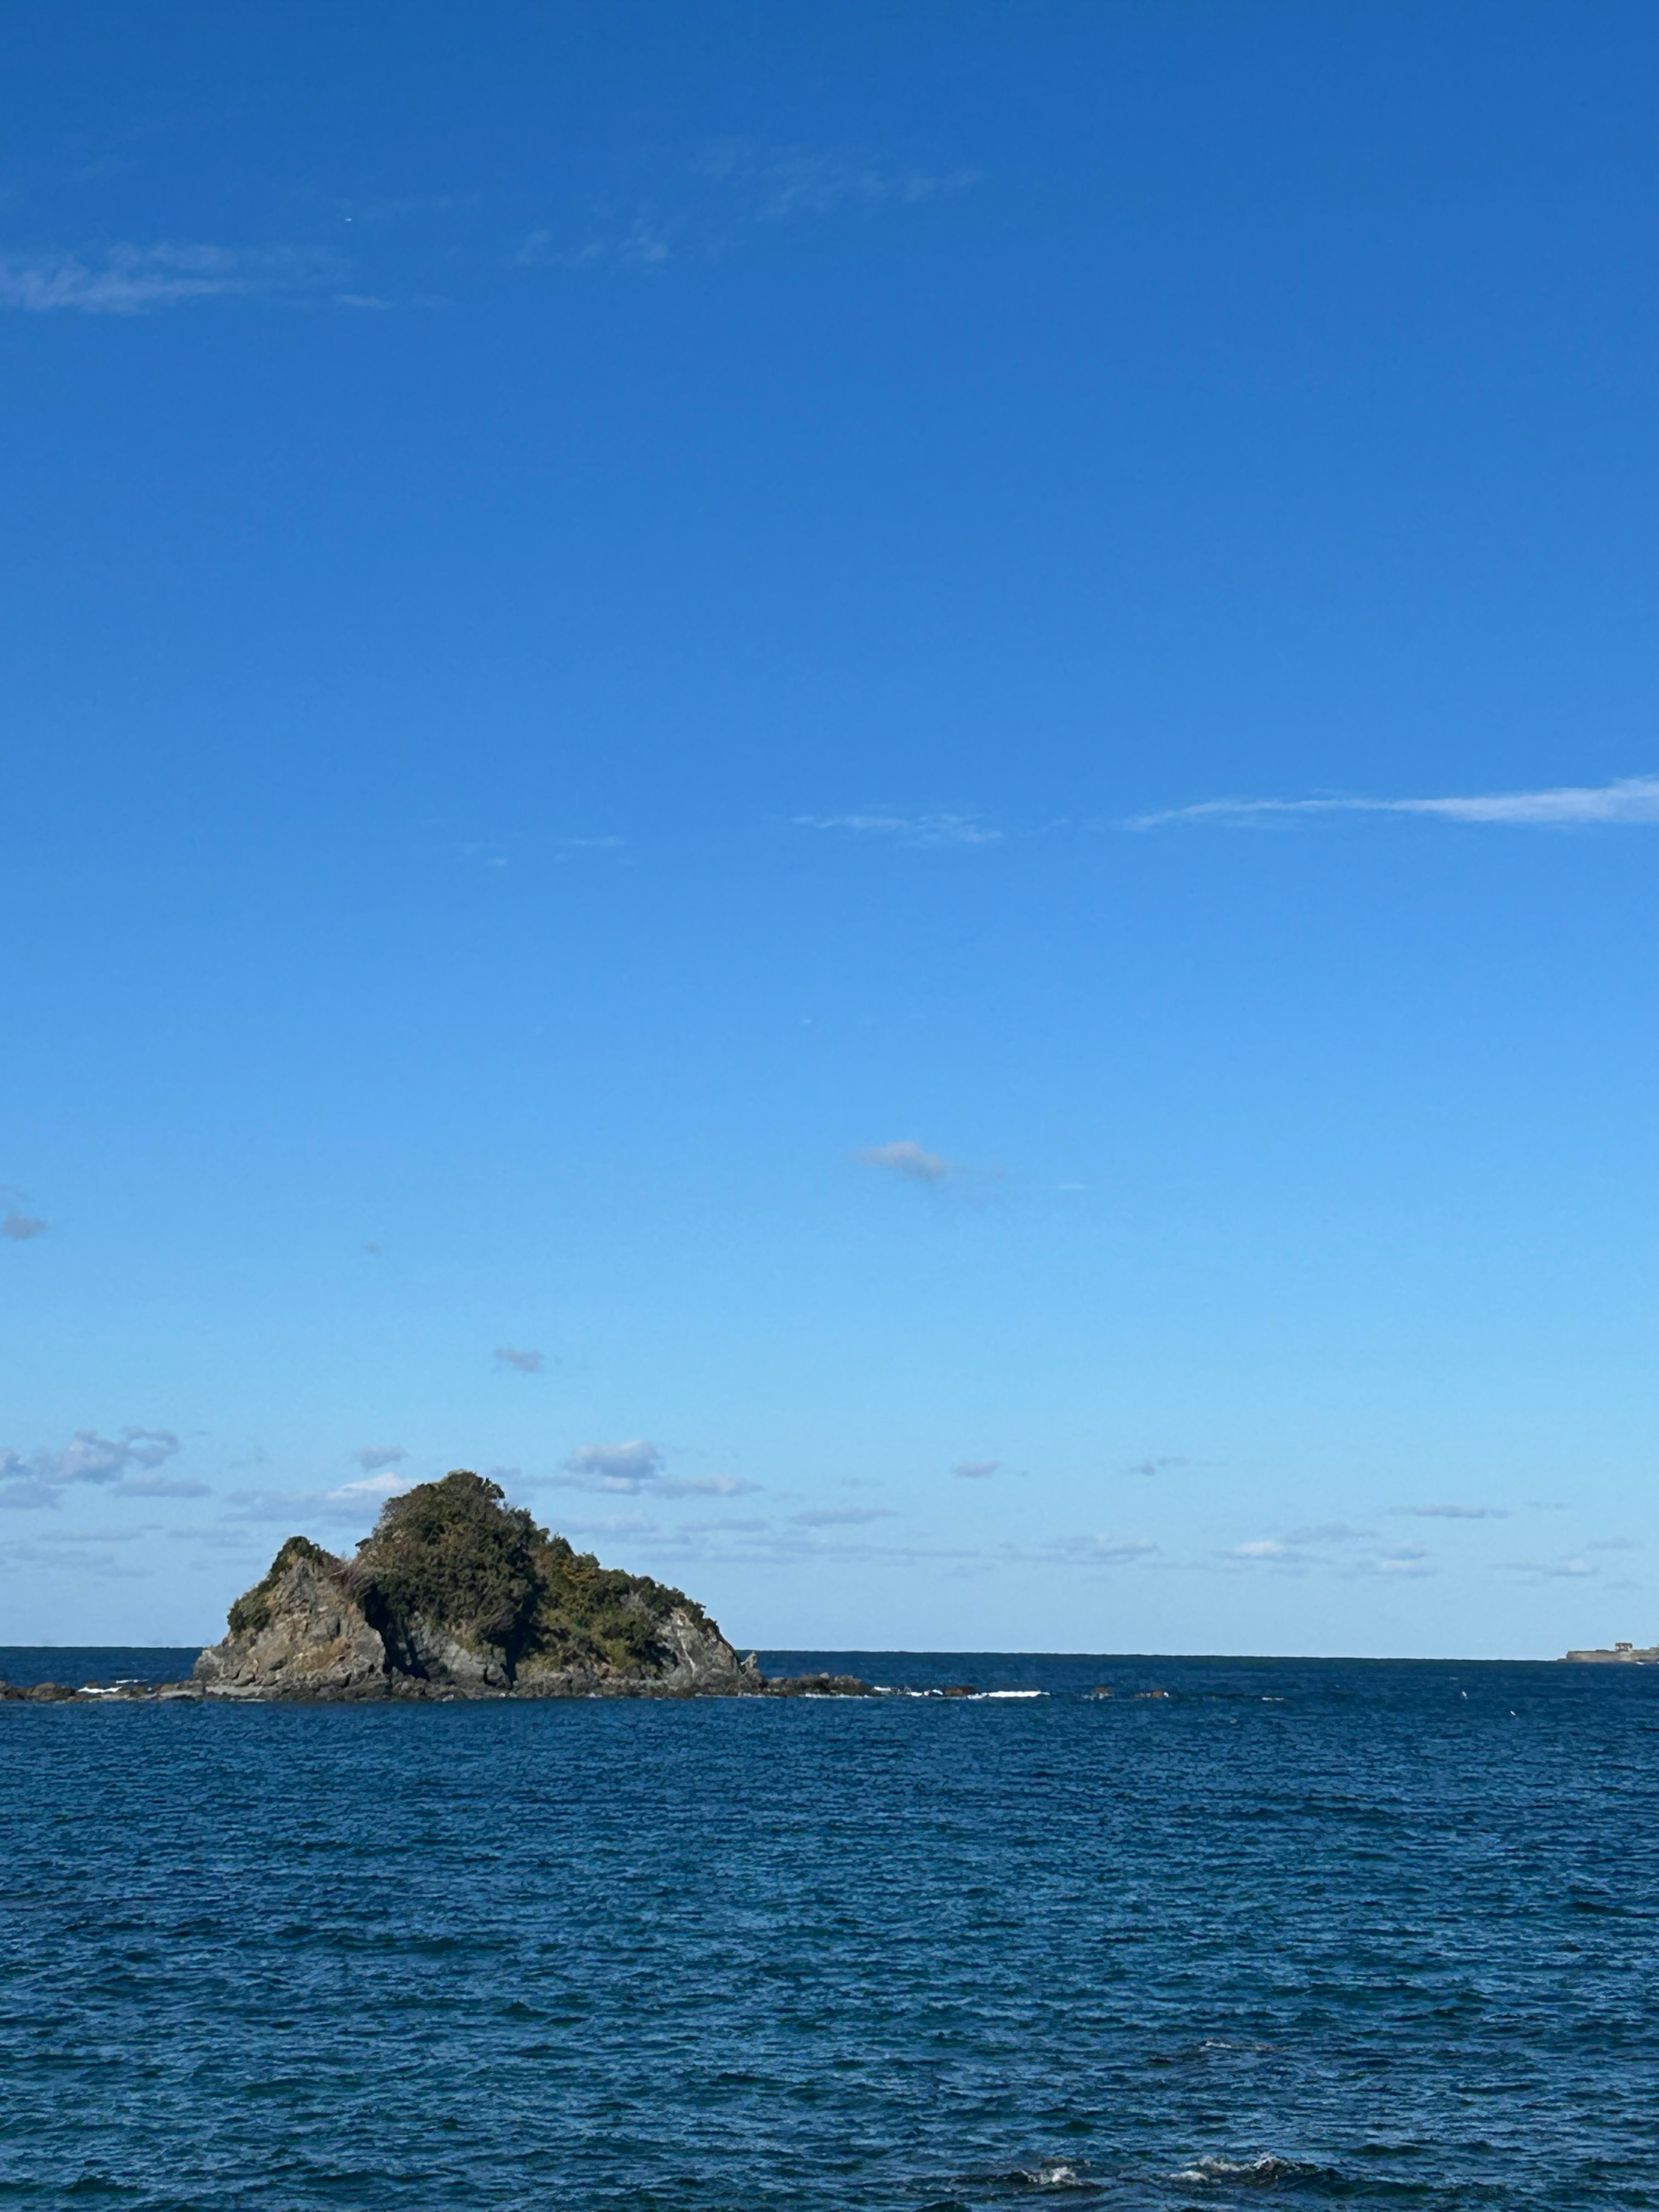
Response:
[2,1649,1657,2210]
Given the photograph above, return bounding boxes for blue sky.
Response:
[6,0,1659,1656]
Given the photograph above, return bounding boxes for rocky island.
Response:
[2,1472,871,1702]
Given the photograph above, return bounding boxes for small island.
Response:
[2,1472,871,1702]
[1561,1639,1659,1663]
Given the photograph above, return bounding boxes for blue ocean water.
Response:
[3,1649,1657,2211]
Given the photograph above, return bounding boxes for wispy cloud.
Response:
[557,1513,660,1538]
[696,142,979,222]
[0,1427,182,1510]
[521,143,976,272]
[561,1439,662,1490]
[1498,1553,1599,1580]
[790,1506,896,1527]
[1393,1503,1511,1520]
[0,1185,47,1239]
[1129,774,1659,832]
[1224,1524,1432,1576]
[548,1440,759,1500]
[352,1445,407,1471]
[858,1140,952,1185]
[0,242,341,315]
[223,1468,412,1527]
[952,1459,1000,1480]
[1123,1456,1188,1478]
[1029,1534,1158,1567]
[494,1347,545,1373]
[1,1430,186,1511]
[113,1475,210,1499]
[795,810,999,848]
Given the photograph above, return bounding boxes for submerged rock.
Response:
[193,1471,766,1700]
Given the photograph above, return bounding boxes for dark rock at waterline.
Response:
[759,1673,875,1697]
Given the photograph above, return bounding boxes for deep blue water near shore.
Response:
[3,1652,1658,2211]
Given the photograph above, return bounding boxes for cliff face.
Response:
[194,1471,760,1699]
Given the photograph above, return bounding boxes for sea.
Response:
[2,1647,1656,2212]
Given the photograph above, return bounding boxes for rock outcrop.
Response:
[1562,1640,1659,1663]
[194,1470,765,1699]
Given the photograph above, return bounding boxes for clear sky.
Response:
[6,0,1659,1658]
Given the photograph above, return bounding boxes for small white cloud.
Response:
[1232,1538,1288,1559]
[562,1439,663,1491]
[858,1140,951,1185]
[352,1445,407,1471]
[1130,774,1659,833]
[952,1460,999,1479]
[494,1347,545,1373]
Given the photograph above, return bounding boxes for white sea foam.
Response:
[1169,2153,1320,2186]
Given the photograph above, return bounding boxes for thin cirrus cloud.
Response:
[1393,1503,1511,1520]
[0,243,343,315]
[858,1140,952,1185]
[789,1506,896,1528]
[952,1460,1000,1480]
[1032,1535,1157,1567]
[1127,773,1659,832]
[352,1445,407,1471]
[794,810,1000,848]
[494,1347,545,1373]
[1228,1528,1433,1577]
[696,141,979,222]
[520,143,977,271]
